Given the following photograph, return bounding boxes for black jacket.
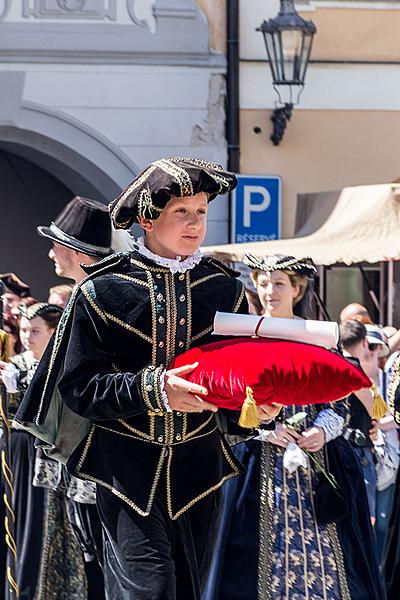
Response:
[17,251,248,519]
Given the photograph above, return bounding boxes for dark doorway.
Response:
[1,149,75,299]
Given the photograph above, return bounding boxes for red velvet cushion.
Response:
[170,337,371,408]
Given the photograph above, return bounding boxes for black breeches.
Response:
[96,484,220,600]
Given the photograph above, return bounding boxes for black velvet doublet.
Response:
[16,251,247,520]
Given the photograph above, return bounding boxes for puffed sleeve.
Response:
[58,293,165,421]
[313,399,349,443]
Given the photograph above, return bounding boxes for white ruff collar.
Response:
[134,237,203,274]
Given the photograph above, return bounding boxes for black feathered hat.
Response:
[109,157,237,229]
[243,253,317,277]
[37,196,112,258]
[19,302,63,320]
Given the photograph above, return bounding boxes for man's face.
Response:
[48,243,78,278]
[138,192,208,259]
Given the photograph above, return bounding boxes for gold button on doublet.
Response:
[178,341,184,348]
[146,384,153,392]
[157,435,164,443]
[175,433,182,441]
[156,274,162,279]
[179,294,186,302]
[178,274,185,281]
[158,316,165,324]
[157,293,164,302]
[179,318,185,325]
[176,412,182,416]
[158,341,164,348]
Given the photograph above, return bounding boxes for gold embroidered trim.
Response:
[191,325,213,343]
[140,366,164,412]
[185,271,192,351]
[164,273,172,365]
[167,272,177,365]
[36,266,123,423]
[295,467,310,598]
[103,311,153,344]
[166,437,241,520]
[112,273,150,288]
[388,355,400,425]
[83,422,216,446]
[157,158,194,197]
[81,285,108,324]
[327,524,351,600]
[130,257,168,274]
[78,447,166,517]
[233,283,245,313]
[184,414,214,440]
[307,463,328,600]
[110,163,159,223]
[258,442,276,600]
[118,420,154,441]
[189,273,225,289]
[146,270,158,366]
[205,258,233,276]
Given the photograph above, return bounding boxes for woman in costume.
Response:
[203,254,382,600]
[2,303,87,600]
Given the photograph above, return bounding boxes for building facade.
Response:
[240,0,400,237]
[0,0,228,296]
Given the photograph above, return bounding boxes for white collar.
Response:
[134,237,203,274]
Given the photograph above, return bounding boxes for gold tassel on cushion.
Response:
[371,384,388,420]
[239,387,260,429]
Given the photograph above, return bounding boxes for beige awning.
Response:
[204,183,400,266]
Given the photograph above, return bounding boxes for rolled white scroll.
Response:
[213,312,338,348]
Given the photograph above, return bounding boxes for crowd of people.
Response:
[1,157,400,599]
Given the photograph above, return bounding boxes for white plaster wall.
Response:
[241,63,400,110]
[2,0,156,28]
[0,61,228,243]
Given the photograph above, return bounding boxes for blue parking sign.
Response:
[231,175,281,243]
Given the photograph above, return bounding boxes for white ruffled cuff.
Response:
[314,408,344,443]
[160,369,172,413]
[1,363,19,393]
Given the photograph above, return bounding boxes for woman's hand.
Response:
[164,363,217,413]
[297,426,325,452]
[264,422,301,448]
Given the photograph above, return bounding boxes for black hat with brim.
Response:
[109,157,237,229]
[243,254,317,278]
[37,196,112,258]
[0,272,31,297]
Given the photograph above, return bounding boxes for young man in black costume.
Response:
[16,158,280,599]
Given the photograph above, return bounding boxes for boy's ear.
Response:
[136,215,153,232]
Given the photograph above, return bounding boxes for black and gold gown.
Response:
[203,400,383,600]
[3,351,87,600]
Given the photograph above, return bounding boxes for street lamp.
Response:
[257,0,316,145]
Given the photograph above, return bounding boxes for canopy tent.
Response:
[204,183,400,266]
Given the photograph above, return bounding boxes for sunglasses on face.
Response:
[368,343,380,352]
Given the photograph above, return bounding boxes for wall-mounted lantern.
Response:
[257,0,316,145]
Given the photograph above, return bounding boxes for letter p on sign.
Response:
[231,174,281,243]
[243,186,271,228]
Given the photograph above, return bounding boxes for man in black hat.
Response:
[37,196,114,283]
[16,158,280,599]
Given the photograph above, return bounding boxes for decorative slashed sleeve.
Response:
[388,354,400,425]
[314,408,345,443]
[58,293,165,421]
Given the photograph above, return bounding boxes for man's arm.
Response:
[58,294,164,421]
